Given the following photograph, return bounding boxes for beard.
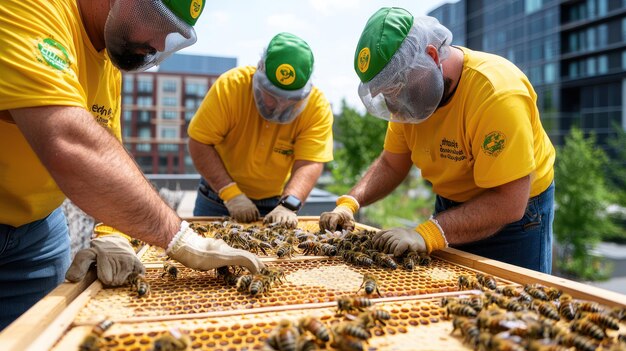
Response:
[438,77,455,108]
[107,41,157,72]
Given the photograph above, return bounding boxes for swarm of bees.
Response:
[232,265,287,297]
[265,296,391,351]
[447,273,626,351]
[79,319,114,351]
[189,220,433,273]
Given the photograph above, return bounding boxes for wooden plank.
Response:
[435,247,626,307]
[0,270,96,351]
[25,280,103,351]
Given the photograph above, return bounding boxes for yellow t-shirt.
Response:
[188,66,334,199]
[384,47,555,202]
[0,0,121,226]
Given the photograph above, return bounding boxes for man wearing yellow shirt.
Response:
[321,8,556,273]
[188,32,334,228]
[0,0,262,330]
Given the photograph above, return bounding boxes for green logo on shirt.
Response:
[482,131,506,157]
[38,38,70,71]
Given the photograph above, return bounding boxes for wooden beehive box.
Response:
[1,217,625,351]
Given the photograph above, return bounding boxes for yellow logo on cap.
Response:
[276,64,296,86]
[358,47,370,73]
[190,0,202,19]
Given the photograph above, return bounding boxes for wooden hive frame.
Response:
[1,216,625,350]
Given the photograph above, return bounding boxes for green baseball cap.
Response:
[354,7,414,83]
[264,32,314,91]
[162,0,206,26]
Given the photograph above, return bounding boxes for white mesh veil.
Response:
[104,0,198,72]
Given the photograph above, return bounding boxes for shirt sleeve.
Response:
[383,122,411,153]
[293,90,334,162]
[187,75,232,145]
[471,93,536,188]
[0,1,86,110]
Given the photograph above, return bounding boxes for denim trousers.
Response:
[435,182,554,274]
[193,179,280,217]
[0,207,71,330]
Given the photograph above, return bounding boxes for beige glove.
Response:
[319,195,359,231]
[263,205,298,228]
[65,234,145,286]
[224,194,260,223]
[372,219,448,256]
[167,221,264,273]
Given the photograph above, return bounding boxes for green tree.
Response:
[604,123,626,243]
[326,100,387,195]
[554,128,619,280]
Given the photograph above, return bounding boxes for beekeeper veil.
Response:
[253,32,314,124]
[354,8,453,123]
[104,0,205,72]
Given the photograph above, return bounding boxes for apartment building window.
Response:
[137,127,151,152]
[587,57,597,76]
[123,110,132,122]
[162,97,178,106]
[622,50,626,70]
[163,80,177,93]
[525,0,542,14]
[137,78,153,93]
[185,83,208,96]
[162,110,178,120]
[160,127,177,139]
[544,63,556,83]
[137,96,153,107]
[598,55,608,73]
[123,75,134,93]
[123,95,133,105]
[138,111,151,123]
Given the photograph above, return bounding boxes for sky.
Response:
[180,1,452,114]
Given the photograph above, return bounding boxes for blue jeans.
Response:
[0,207,71,330]
[193,179,280,217]
[435,182,554,273]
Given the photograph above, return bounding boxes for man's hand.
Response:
[167,221,264,273]
[319,206,355,232]
[264,205,298,228]
[65,235,145,286]
[224,194,260,223]
[372,227,427,257]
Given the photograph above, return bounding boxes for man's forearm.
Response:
[350,151,412,207]
[283,160,323,201]
[434,176,531,245]
[188,138,233,193]
[13,106,179,248]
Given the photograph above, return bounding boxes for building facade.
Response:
[429,0,626,148]
[121,54,237,174]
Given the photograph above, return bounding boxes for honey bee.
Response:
[497,286,520,298]
[611,306,626,321]
[478,332,525,351]
[524,284,549,301]
[276,242,296,259]
[527,339,567,351]
[161,262,178,280]
[248,238,272,255]
[557,295,577,321]
[298,316,329,342]
[336,296,372,315]
[490,294,525,312]
[570,318,606,340]
[294,334,317,351]
[582,312,620,330]
[330,333,364,351]
[476,273,497,290]
[356,309,391,329]
[236,274,253,292]
[401,251,418,271]
[457,275,480,290]
[531,300,560,320]
[152,328,190,351]
[371,252,398,269]
[555,331,598,351]
[357,273,381,297]
[249,274,272,296]
[544,287,562,300]
[266,319,299,351]
[332,321,370,340]
[261,266,286,285]
[576,301,605,313]
[79,319,114,351]
[445,303,478,318]
[451,317,479,347]
[298,241,320,255]
[128,274,150,297]
[352,252,374,267]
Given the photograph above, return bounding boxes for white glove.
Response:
[66,234,145,286]
[166,221,264,273]
[263,205,298,228]
[372,227,427,257]
[224,194,260,223]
